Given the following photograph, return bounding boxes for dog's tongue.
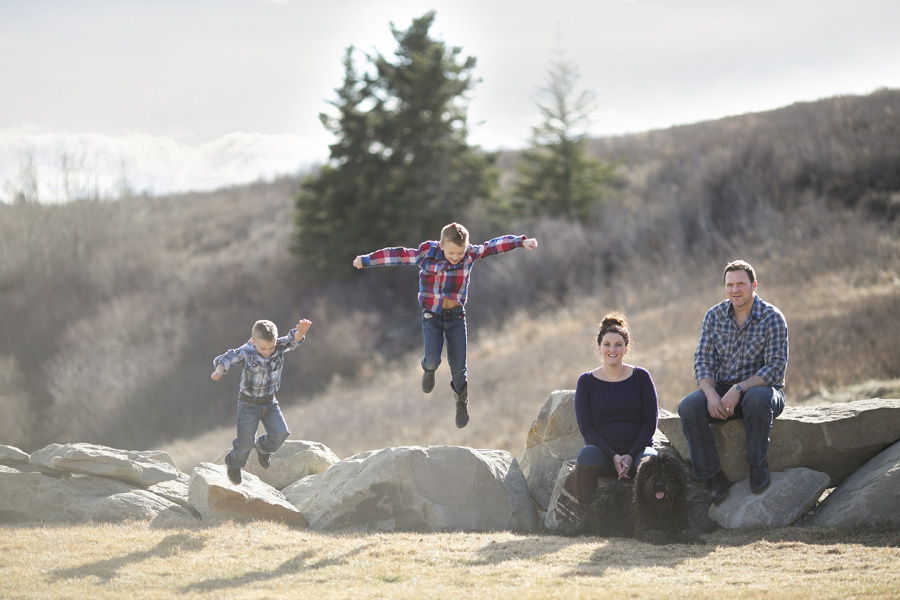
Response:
[655,491,665,500]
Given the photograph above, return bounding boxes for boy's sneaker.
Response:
[227,466,242,485]
[422,370,435,393]
[257,448,270,469]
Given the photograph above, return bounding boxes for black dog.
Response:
[586,454,702,545]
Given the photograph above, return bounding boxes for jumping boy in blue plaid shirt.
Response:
[353,222,537,428]
[211,318,312,485]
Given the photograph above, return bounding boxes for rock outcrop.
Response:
[657,399,900,485]
[812,439,900,528]
[284,445,538,533]
[0,464,197,523]
[529,392,900,532]
[187,462,307,526]
[29,443,179,488]
[3,396,898,532]
[518,390,585,511]
[213,440,339,490]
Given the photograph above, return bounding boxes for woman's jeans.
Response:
[421,307,467,394]
[678,384,785,480]
[576,444,658,478]
[225,398,291,469]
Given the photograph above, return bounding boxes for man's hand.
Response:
[352,256,363,269]
[211,364,225,381]
[707,392,730,420]
[294,319,312,341]
[523,238,538,250]
[719,387,742,418]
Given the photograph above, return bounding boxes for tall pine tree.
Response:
[293,12,494,277]
[513,52,616,222]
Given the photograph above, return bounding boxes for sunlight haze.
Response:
[1,0,898,201]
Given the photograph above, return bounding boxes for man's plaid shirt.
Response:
[693,295,789,388]
[359,235,527,313]
[213,330,305,399]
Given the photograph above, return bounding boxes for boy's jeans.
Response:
[421,306,467,394]
[225,399,291,469]
[576,444,658,478]
[678,384,785,480]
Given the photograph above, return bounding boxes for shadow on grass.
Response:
[179,541,377,593]
[47,532,208,583]
[470,524,900,577]
[470,533,714,577]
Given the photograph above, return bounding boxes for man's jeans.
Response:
[422,306,467,394]
[225,398,291,469]
[576,444,658,478]
[678,385,785,480]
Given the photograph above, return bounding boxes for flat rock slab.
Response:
[709,467,830,529]
[188,462,307,526]
[29,443,179,488]
[658,399,900,485]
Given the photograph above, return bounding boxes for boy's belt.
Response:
[240,392,274,405]
[425,307,464,319]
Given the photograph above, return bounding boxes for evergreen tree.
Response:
[293,11,494,277]
[513,52,616,222]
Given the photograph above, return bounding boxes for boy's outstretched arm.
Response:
[294,319,312,341]
[523,238,538,250]
[211,363,225,381]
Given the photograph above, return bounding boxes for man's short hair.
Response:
[441,222,469,246]
[252,319,278,341]
[723,260,756,284]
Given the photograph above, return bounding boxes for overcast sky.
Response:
[2,0,898,202]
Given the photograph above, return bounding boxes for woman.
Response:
[573,312,659,514]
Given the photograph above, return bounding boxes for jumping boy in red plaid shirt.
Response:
[353,222,538,428]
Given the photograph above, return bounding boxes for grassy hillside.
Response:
[2,90,899,467]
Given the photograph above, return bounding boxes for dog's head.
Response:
[633,454,687,510]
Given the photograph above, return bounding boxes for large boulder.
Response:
[519,390,584,511]
[187,462,307,526]
[0,465,197,523]
[658,399,900,485]
[812,439,900,528]
[283,445,538,533]
[708,468,830,529]
[29,443,179,488]
[213,440,340,490]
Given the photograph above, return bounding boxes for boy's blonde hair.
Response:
[252,319,278,342]
[441,222,469,246]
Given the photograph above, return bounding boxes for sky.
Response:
[1,0,899,202]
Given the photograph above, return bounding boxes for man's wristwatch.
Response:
[735,384,744,394]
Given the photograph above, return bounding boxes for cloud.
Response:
[0,128,328,203]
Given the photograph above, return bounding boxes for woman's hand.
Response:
[614,454,633,479]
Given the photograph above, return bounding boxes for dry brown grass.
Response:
[2,521,898,599]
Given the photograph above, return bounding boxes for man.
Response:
[678,260,788,504]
